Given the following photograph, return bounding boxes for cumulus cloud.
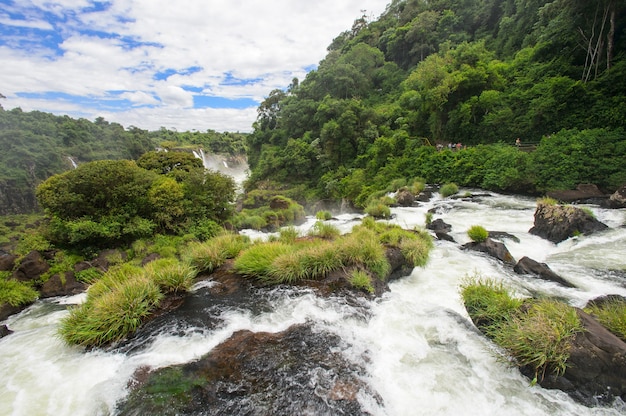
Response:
[0,0,389,132]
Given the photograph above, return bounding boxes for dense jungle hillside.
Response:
[0,108,247,215]
[245,0,626,206]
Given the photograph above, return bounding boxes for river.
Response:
[1,190,625,415]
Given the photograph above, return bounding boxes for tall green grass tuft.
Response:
[0,272,39,307]
[233,242,294,278]
[183,233,250,273]
[144,258,197,294]
[439,183,459,198]
[349,269,374,294]
[308,221,341,239]
[467,225,489,243]
[59,276,163,347]
[315,210,332,221]
[461,277,584,381]
[337,228,390,279]
[585,298,626,341]
[364,199,392,219]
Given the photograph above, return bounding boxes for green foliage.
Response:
[278,227,299,244]
[40,251,83,283]
[364,199,392,219]
[183,233,250,273]
[0,274,39,307]
[15,231,51,256]
[425,211,433,226]
[74,267,103,283]
[461,278,584,380]
[349,269,374,294]
[308,221,341,239]
[439,183,459,198]
[233,242,295,279]
[144,258,197,294]
[315,210,333,220]
[467,225,489,243]
[586,298,626,341]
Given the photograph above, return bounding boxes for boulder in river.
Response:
[603,184,626,209]
[529,202,608,244]
[513,256,575,288]
[547,184,607,203]
[117,324,382,415]
[462,237,516,264]
[13,250,49,282]
[39,272,87,299]
[427,218,452,233]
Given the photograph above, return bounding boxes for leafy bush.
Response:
[439,183,459,198]
[0,273,39,307]
[467,225,489,243]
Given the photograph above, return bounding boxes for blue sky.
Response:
[0,0,388,132]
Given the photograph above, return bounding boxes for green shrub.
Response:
[467,225,489,243]
[400,237,433,267]
[337,228,390,279]
[40,251,84,283]
[184,219,222,241]
[315,210,332,221]
[308,221,341,239]
[439,183,459,198]
[233,242,294,278]
[278,227,299,244]
[586,298,626,341]
[75,267,103,283]
[144,258,197,294]
[410,179,426,195]
[386,178,407,192]
[15,232,51,256]
[349,269,374,293]
[0,275,39,307]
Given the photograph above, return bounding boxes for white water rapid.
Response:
[1,190,625,415]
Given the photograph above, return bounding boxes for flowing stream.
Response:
[1,190,625,415]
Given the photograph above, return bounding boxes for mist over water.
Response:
[1,190,625,415]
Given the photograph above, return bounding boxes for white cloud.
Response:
[1,0,390,132]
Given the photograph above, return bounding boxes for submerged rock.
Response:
[529,203,608,243]
[0,324,13,338]
[117,324,382,416]
[427,218,452,233]
[604,184,626,209]
[513,256,575,288]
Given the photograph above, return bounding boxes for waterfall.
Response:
[1,190,625,415]
[192,148,249,187]
[67,156,78,169]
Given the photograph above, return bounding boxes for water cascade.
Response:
[191,148,248,186]
[1,190,625,415]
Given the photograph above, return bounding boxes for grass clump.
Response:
[585,298,626,341]
[0,272,39,307]
[349,269,374,294]
[233,242,294,279]
[183,233,250,273]
[537,196,558,206]
[59,275,163,347]
[364,199,391,219]
[461,277,584,381]
[308,221,341,239]
[439,183,459,198]
[278,226,299,244]
[410,179,426,195]
[467,225,489,243]
[144,258,197,294]
[315,210,332,221]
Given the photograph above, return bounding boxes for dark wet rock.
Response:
[416,188,434,202]
[0,250,17,271]
[141,253,160,266]
[13,250,49,282]
[0,302,28,322]
[547,184,607,203]
[0,324,12,338]
[529,203,608,243]
[427,218,452,233]
[39,272,87,299]
[395,189,415,207]
[513,256,575,288]
[435,232,455,242]
[586,294,626,310]
[462,237,516,264]
[534,309,626,406]
[488,231,520,243]
[117,324,382,416]
[603,184,626,209]
[90,249,127,271]
[269,195,290,210]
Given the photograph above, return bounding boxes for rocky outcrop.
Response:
[0,324,13,338]
[39,272,87,299]
[427,218,452,233]
[535,310,626,405]
[547,184,607,203]
[395,188,415,207]
[13,250,49,282]
[462,237,516,264]
[529,203,608,243]
[117,324,381,415]
[604,184,626,209]
[0,302,28,322]
[513,256,575,288]
[0,250,17,271]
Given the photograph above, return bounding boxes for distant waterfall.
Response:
[67,156,78,169]
[192,148,248,186]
